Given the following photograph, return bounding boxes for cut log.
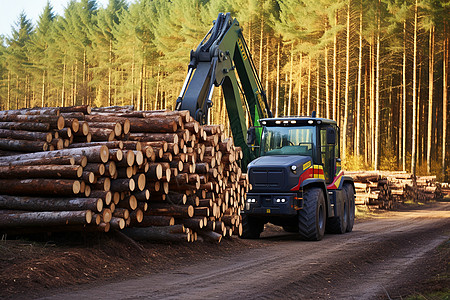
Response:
[0,138,48,152]
[0,121,50,132]
[0,210,92,228]
[122,226,188,242]
[0,179,81,196]
[145,203,194,218]
[0,145,109,164]
[0,195,103,212]
[0,165,83,179]
[198,230,222,243]
[0,129,52,142]
[133,215,174,227]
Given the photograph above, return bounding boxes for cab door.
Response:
[320,126,336,184]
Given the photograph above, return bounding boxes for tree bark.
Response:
[0,210,92,228]
[427,25,434,174]
[0,195,102,212]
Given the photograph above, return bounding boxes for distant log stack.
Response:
[347,171,445,209]
[0,105,246,243]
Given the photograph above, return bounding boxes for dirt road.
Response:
[38,202,449,300]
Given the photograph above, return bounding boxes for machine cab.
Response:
[255,117,340,184]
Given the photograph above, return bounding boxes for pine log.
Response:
[89,127,115,142]
[146,203,194,218]
[0,129,52,143]
[132,215,174,227]
[122,226,188,242]
[110,178,135,192]
[0,210,92,228]
[0,121,50,131]
[198,230,222,243]
[128,133,179,144]
[128,117,179,133]
[0,107,60,116]
[0,138,48,152]
[0,164,83,179]
[0,195,102,212]
[90,190,112,205]
[134,189,150,201]
[110,217,126,230]
[0,179,81,196]
[0,145,109,164]
[59,105,91,114]
[0,114,64,130]
[179,218,204,230]
[0,155,86,168]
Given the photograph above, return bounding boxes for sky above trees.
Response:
[0,0,112,37]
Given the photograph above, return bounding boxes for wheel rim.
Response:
[318,204,324,231]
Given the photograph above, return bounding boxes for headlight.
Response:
[291,165,297,171]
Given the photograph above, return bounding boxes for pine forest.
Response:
[0,0,448,179]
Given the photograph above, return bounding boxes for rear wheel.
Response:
[344,184,355,232]
[298,187,326,241]
[326,188,348,234]
[240,214,264,239]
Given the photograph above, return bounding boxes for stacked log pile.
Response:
[347,171,444,209]
[0,105,247,243]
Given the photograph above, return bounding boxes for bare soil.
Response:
[1,201,449,300]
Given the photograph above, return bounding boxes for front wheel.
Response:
[298,187,326,241]
[240,214,264,239]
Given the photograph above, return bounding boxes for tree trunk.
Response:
[276,38,280,117]
[443,22,448,179]
[288,43,294,116]
[427,25,434,174]
[374,0,381,170]
[356,4,363,157]
[333,11,338,120]
[343,0,351,161]
[402,20,407,172]
[316,58,320,115]
[411,0,418,176]
[307,56,311,115]
[298,53,303,116]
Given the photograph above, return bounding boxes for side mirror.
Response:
[326,127,336,145]
[247,127,256,145]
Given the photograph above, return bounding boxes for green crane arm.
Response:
[175,13,272,167]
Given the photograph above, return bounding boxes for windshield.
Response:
[260,126,316,157]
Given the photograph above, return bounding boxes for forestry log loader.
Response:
[175,13,355,241]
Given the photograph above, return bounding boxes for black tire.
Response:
[282,225,298,233]
[326,187,348,234]
[344,184,355,232]
[240,214,264,239]
[298,187,326,241]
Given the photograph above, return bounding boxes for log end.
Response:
[100,145,109,163]
[96,198,103,212]
[129,195,137,210]
[85,210,93,224]
[73,180,81,194]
